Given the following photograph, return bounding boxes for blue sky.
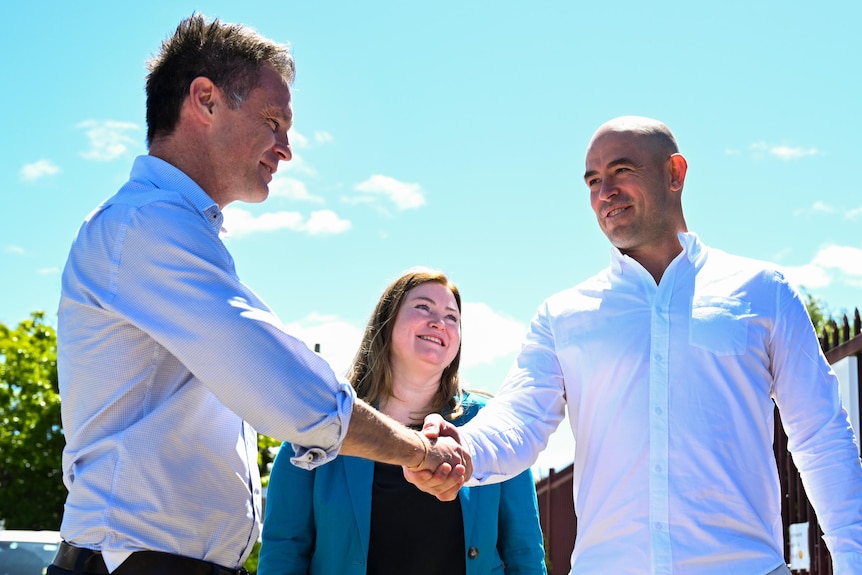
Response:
[2,1,861,476]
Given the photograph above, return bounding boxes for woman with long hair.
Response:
[259,268,546,575]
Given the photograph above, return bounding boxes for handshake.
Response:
[402,414,473,502]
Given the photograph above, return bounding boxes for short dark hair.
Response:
[144,13,295,146]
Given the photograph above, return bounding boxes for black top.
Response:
[366,461,467,575]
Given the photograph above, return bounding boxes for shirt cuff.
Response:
[289,382,355,470]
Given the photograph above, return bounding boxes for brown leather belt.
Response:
[52,541,248,575]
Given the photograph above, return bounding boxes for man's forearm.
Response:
[340,399,426,467]
[340,399,472,502]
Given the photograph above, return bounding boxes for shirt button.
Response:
[654,406,663,415]
[468,547,479,559]
[654,464,662,473]
[654,522,663,530]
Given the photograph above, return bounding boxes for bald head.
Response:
[588,116,680,161]
[583,116,689,281]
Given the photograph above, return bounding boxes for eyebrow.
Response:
[583,157,637,180]
[412,295,459,313]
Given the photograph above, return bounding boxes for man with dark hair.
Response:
[52,14,468,575]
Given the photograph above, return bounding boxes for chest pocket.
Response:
[689,295,751,356]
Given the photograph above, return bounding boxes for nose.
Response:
[429,314,445,329]
[598,177,618,200]
[274,133,292,162]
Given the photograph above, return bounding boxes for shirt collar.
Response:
[129,155,224,233]
[609,231,704,275]
[677,231,703,262]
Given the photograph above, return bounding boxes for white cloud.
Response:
[277,128,332,178]
[222,207,350,237]
[794,202,862,220]
[223,207,302,236]
[287,128,332,148]
[283,313,364,377]
[288,128,309,149]
[77,120,140,161]
[749,141,819,161]
[459,302,526,368]
[281,150,315,176]
[354,174,426,211]
[314,130,333,144]
[37,267,60,275]
[811,245,862,277]
[269,175,323,203]
[770,145,819,161]
[280,130,316,175]
[305,210,352,235]
[810,201,835,214]
[782,263,831,290]
[20,159,60,182]
[3,245,25,255]
[783,244,862,292]
[793,201,836,218]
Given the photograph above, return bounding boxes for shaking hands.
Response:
[403,414,473,501]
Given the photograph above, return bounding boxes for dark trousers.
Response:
[49,543,247,575]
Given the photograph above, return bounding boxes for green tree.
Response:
[244,434,281,573]
[258,433,281,484]
[801,289,832,336]
[0,312,66,529]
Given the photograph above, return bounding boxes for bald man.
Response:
[410,116,862,575]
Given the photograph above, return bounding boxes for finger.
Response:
[459,452,473,482]
[422,414,444,439]
[436,421,462,442]
[403,462,454,492]
[433,466,467,501]
[435,480,465,502]
[402,467,434,483]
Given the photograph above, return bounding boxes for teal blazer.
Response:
[259,391,547,575]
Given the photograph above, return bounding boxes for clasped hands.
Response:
[403,414,472,501]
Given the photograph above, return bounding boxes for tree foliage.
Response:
[0,312,66,529]
[800,288,834,341]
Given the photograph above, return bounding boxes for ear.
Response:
[668,153,688,192]
[186,76,219,126]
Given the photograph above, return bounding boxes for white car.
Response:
[0,530,61,575]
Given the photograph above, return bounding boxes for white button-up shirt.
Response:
[461,232,862,574]
[57,155,355,570]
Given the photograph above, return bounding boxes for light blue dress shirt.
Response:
[460,233,862,575]
[57,155,355,570]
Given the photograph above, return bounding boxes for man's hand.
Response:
[403,414,473,501]
[419,413,460,442]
